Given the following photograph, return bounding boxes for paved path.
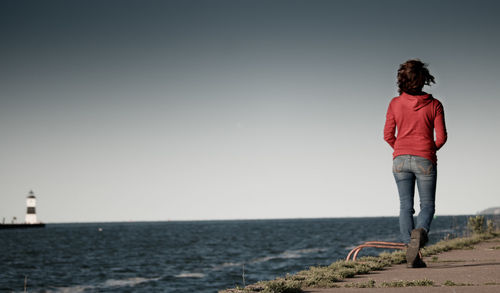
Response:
[304,238,500,293]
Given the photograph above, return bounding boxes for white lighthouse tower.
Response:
[25,190,38,224]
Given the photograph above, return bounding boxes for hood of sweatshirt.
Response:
[401,92,433,111]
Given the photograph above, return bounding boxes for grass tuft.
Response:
[344,279,376,288]
[443,280,474,286]
[261,279,302,293]
[421,232,497,257]
[381,279,434,287]
[484,282,500,285]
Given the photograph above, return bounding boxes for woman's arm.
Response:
[434,101,447,150]
[384,102,396,148]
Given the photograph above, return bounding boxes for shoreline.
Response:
[220,231,500,293]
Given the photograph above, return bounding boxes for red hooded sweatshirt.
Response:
[384,92,447,164]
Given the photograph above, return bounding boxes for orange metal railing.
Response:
[346,241,407,261]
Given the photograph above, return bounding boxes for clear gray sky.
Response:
[1,0,499,223]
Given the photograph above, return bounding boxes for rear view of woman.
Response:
[384,59,447,268]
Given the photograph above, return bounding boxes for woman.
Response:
[384,59,447,268]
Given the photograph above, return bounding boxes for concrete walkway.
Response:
[305,238,500,293]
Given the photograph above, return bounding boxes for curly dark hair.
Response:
[397,59,435,94]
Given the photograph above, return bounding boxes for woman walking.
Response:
[384,59,447,268]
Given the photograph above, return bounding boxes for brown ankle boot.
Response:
[408,253,427,268]
[406,228,428,267]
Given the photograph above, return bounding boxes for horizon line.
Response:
[37,213,480,225]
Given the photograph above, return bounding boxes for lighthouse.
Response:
[0,190,45,229]
[25,190,38,224]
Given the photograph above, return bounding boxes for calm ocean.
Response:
[0,216,471,292]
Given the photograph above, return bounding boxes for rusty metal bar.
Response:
[346,241,407,261]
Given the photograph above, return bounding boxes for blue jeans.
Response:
[393,155,437,244]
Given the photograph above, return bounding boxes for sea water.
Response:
[0,216,471,292]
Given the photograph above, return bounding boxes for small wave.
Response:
[250,247,327,264]
[431,228,456,234]
[293,248,327,254]
[175,272,206,278]
[284,248,327,257]
[212,247,327,270]
[44,285,94,293]
[44,276,160,292]
[102,277,160,287]
[250,255,275,263]
[212,261,246,270]
[221,261,245,268]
